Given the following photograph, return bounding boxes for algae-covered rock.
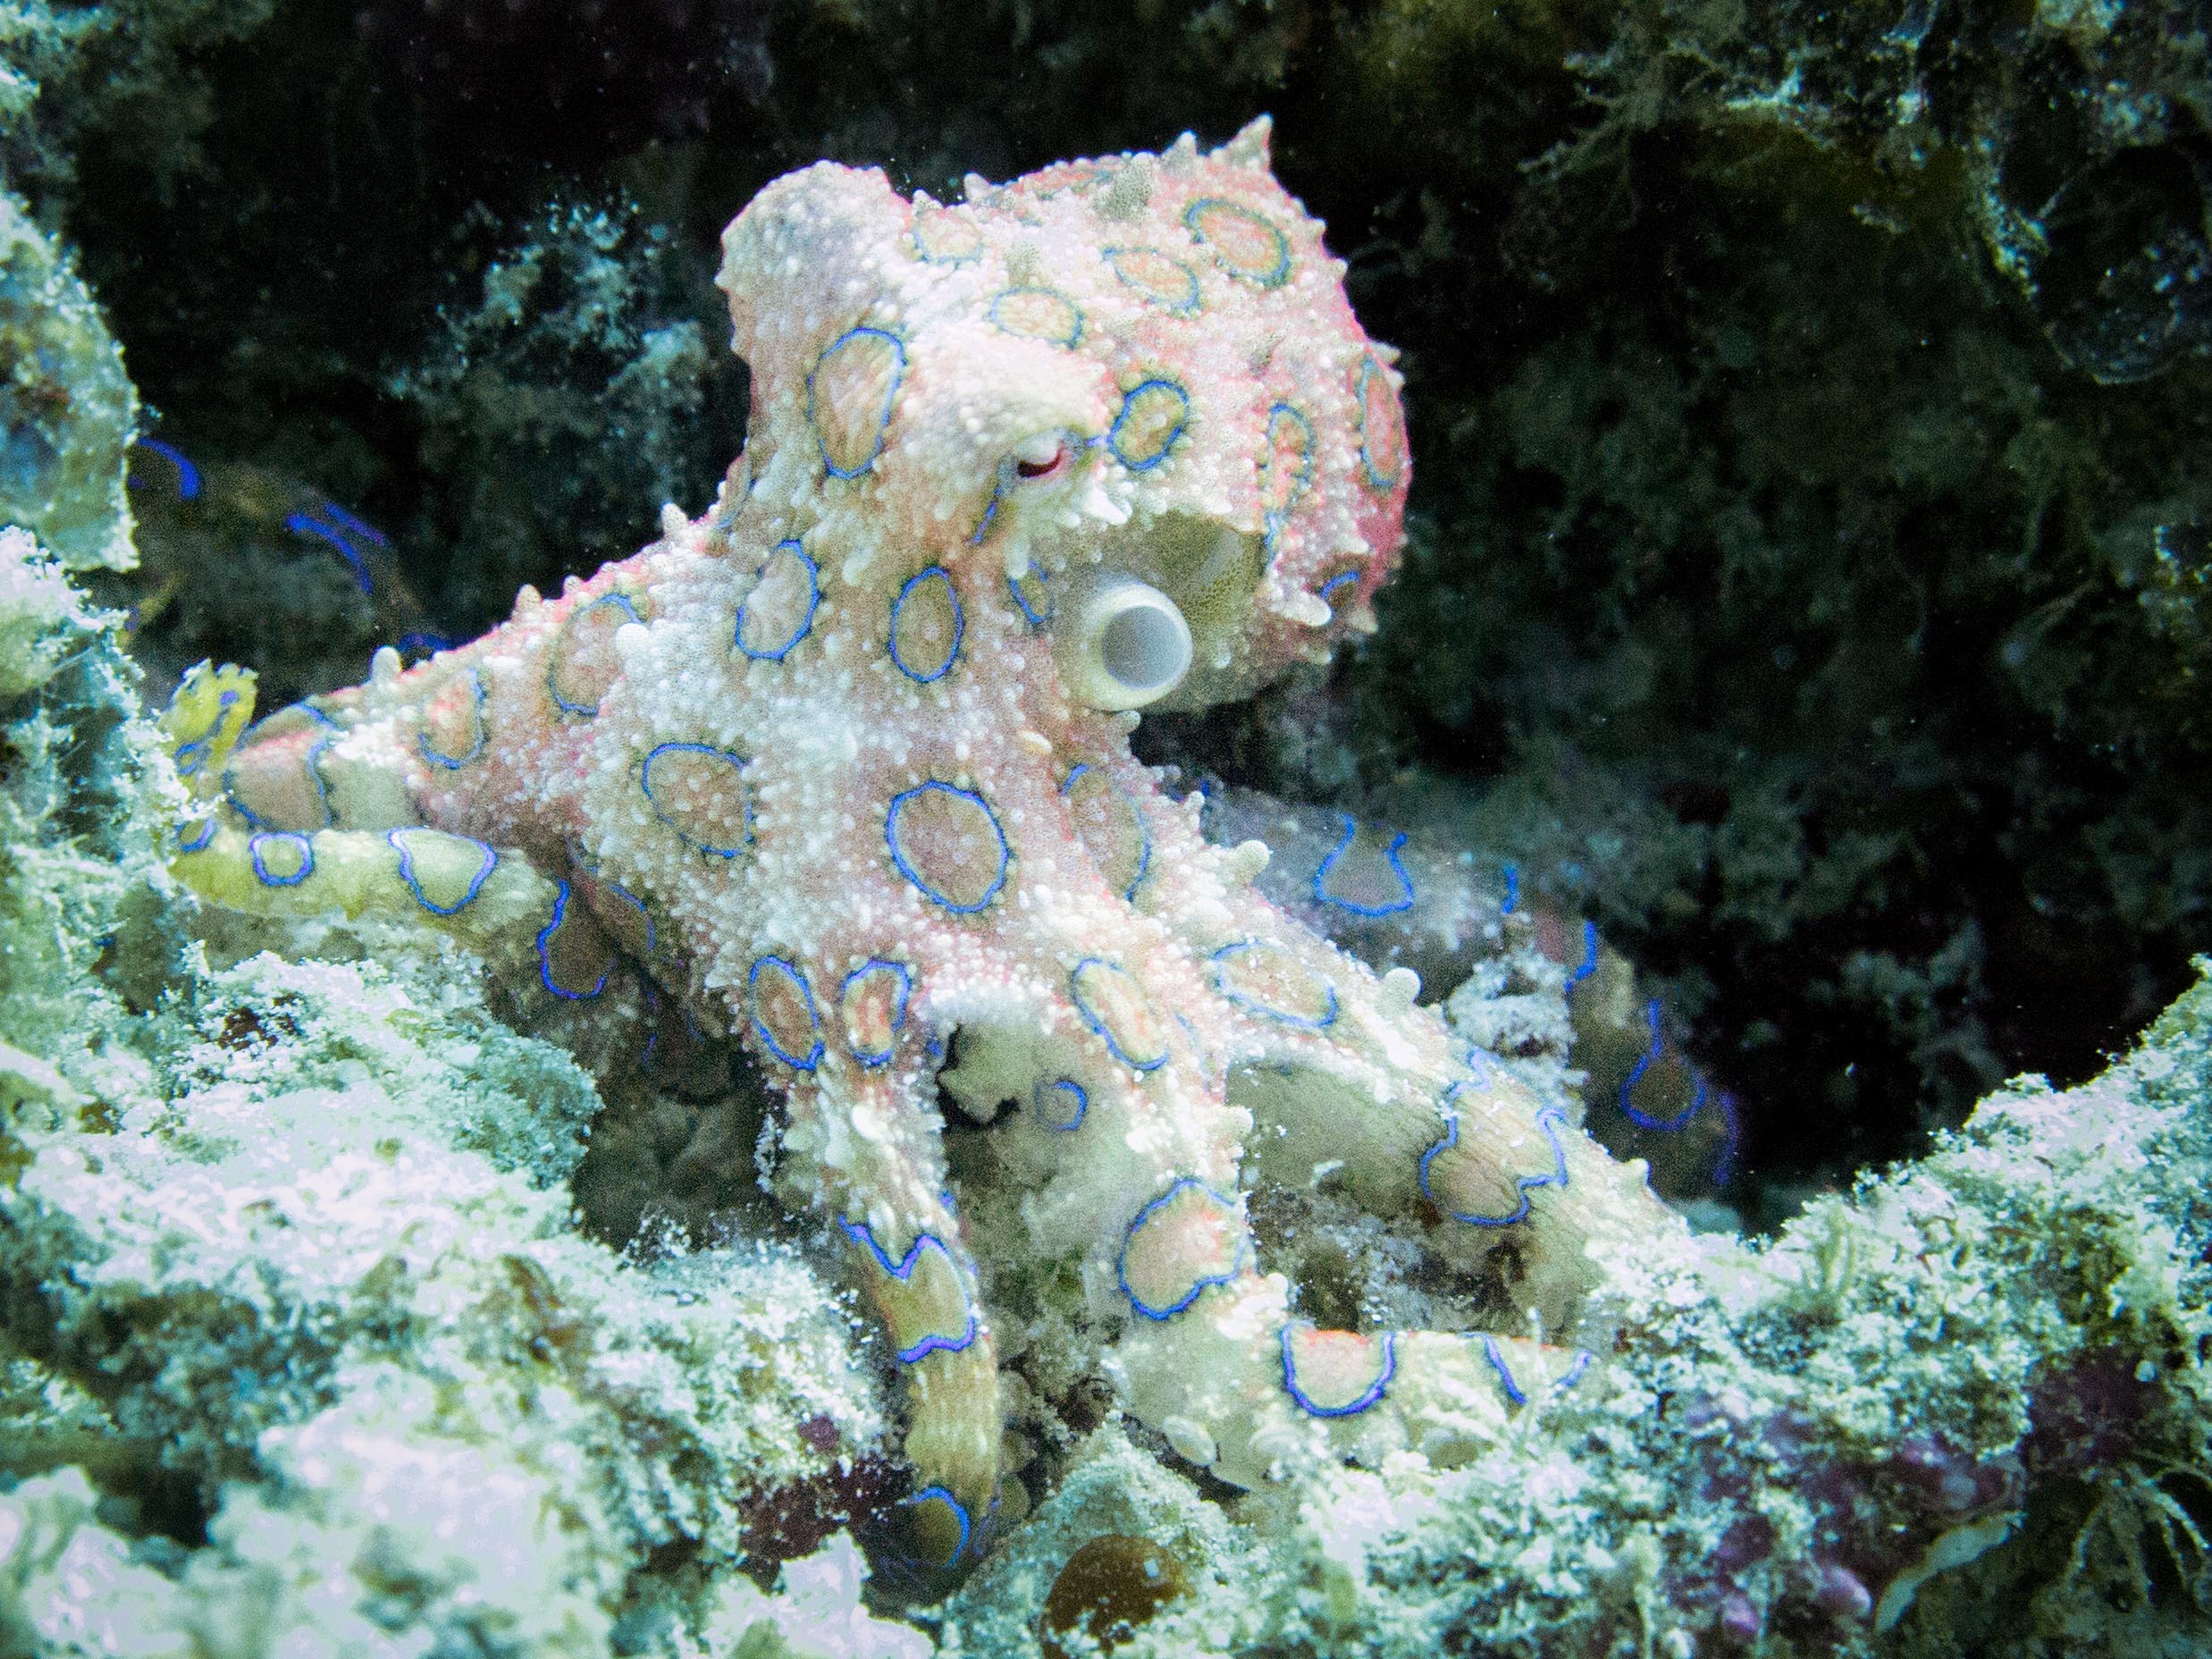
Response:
[0,524,88,695]
[936,967,2212,1656]
[0,495,917,1658]
[0,0,280,189]
[0,194,133,571]
[0,526,174,1099]
[0,1464,929,1659]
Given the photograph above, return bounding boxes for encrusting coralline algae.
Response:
[0,122,2209,1659]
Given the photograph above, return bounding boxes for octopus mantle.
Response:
[169,119,1673,1557]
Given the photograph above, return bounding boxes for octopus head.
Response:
[715,119,1412,712]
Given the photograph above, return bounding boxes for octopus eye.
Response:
[1012,437,1068,480]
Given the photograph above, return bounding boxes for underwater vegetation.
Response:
[0,196,131,575]
[1,518,2208,1652]
[0,532,917,1657]
[1,0,2211,1653]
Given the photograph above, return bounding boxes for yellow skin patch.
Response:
[173,824,553,973]
[163,661,257,786]
[164,121,1676,1541]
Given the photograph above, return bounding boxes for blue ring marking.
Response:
[1107,377,1191,473]
[248,831,314,888]
[750,956,825,1071]
[1353,358,1407,493]
[317,500,389,548]
[839,958,912,1067]
[1116,1177,1246,1319]
[417,669,488,771]
[1481,1335,1528,1406]
[638,978,664,1072]
[535,880,608,1000]
[172,686,240,779]
[1060,762,1151,901]
[909,206,984,266]
[1182,198,1291,288]
[1501,863,1519,915]
[1619,998,1709,1133]
[174,815,217,855]
[641,742,753,858]
[1559,1350,1594,1393]
[550,592,643,714]
[1280,1324,1397,1418]
[885,782,1010,914]
[1207,939,1338,1031]
[1565,919,1600,986]
[988,285,1084,347]
[129,437,201,501]
[904,1486,973,1567]
[808,325,904,479]
[565,838,656,954]
[1007,564,1052,627]
[1262,402,1316,529]
[1316,568,1361,608]
[1357,355,1404,491]
[1312,815,1415,917]
[386,829,497,916]
[224,704,340,831]
[1417,1099,1573,1227]
[1102,245,1202,314]
[887,566,964,683]
[835,1218,979,1361]
[735,540,820,661]
[1033,1077,1088,1132]
[1069,957,1169,1072]
[285,510,374,594]
[968,482,1004,546]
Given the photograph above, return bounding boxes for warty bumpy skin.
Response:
[165,119,1678,1559]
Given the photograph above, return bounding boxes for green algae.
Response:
[0,532,911,1657]
[0,198,133,573]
